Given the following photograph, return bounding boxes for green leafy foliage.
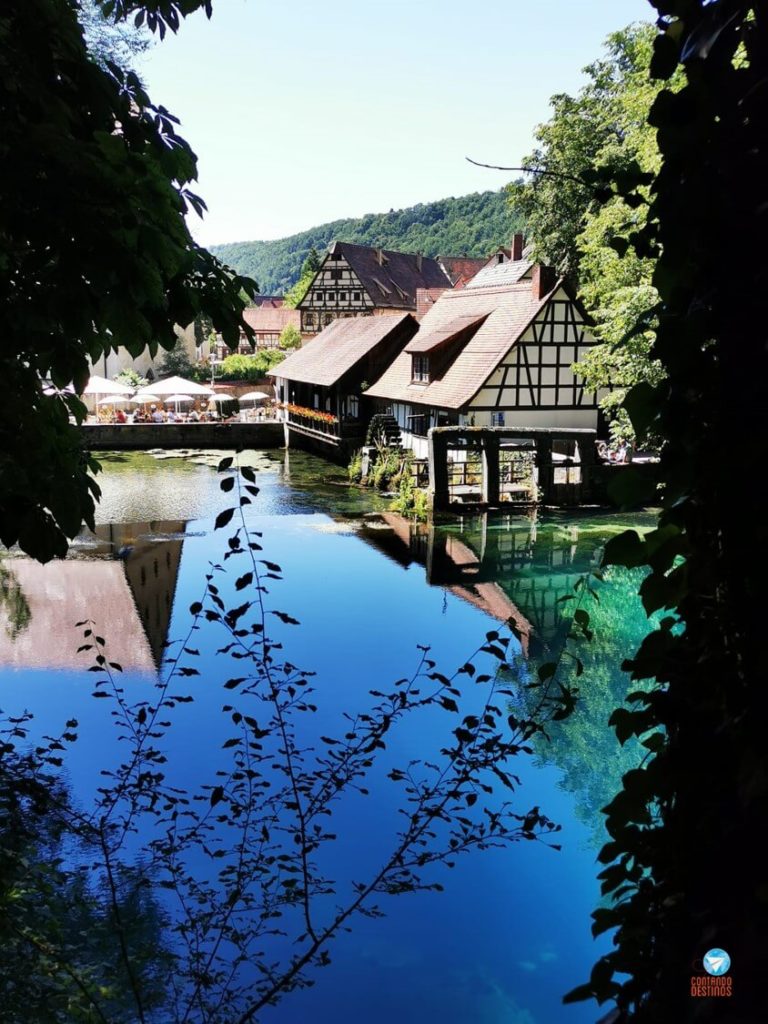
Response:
[155,338,197,379]
[0,0,256,560]
[570,5,768,1020]
[218,350,285,381]
[212,191,522,295]
[278,323,303,350]
[282,247,321,308]
[509,24,677,442]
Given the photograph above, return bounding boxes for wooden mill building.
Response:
[365,256,605,458]
[269,313,418,454]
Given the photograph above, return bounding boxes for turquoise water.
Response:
[0,450,655,1024]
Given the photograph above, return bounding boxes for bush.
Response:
[279,324,302,350]
[347,451,363,483]
[219,351,285,382]
[390,472,430,521]
[113,368,147,389]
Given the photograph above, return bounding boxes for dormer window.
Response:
[412,355,430,383]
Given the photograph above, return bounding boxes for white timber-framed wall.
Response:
[299,250,374,333]
[383,286,603,460]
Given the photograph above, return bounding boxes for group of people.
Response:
[98,403,225,424]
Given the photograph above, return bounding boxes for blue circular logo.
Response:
[703,949,731,976]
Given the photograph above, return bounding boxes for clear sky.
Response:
[140,0,652,247]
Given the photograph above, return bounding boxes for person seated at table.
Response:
[188,408,200,422]
[150,404,165,423]
[115,407,127,424]
[167,408,177,423]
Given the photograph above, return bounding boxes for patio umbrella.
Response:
[83,375,134,396]
[239,391,270,403]
[129,394,160,405]
[208,393,236,403]
[96,396,130,405]
[135,376,214,398]
[163,394,195,414]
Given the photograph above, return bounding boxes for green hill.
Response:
[210,189,521,295]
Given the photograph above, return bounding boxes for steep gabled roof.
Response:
[268,313,418,387]
[366,279,559,410]
[320,242,452,309]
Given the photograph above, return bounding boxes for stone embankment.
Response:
[81,421,284,450]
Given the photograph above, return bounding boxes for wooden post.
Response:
[537,436,554,505]
[481,435,500,505]
[428,430,450,511]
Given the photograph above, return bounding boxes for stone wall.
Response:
[81,422,284,451]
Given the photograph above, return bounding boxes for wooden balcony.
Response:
[285,406,364,447]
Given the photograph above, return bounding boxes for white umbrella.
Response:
[239,391,270,403]
[209,393,236,403]
[97,396,130,405]
[163,393,195,414]
[129,394,160,405]
[136,376,214,398]
[83,374,134,396]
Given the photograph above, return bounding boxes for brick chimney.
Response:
[416,252,423,272]
[532,264,556,300]
[511,233,525,261]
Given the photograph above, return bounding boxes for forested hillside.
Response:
[211,189,521,295]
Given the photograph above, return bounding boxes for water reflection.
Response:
[359,511,607,659]
[0,521,185,675]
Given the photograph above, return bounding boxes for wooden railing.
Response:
[285,406,364,442]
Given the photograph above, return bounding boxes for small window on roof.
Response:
[412,355,429,383]
[353,291,361,301]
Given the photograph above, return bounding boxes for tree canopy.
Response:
[212,190,522,295]
[509,23,677,442]
[0,0,256,561]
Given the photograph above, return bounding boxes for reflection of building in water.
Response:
[93,522,185,669]
[359,513,533,656]
[359,512,604,659]
[0,522,185,675]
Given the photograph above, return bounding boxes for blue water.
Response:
[0,450,654,1024]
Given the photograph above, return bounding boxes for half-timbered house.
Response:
[298,242,461,335]
[269,313,418,456]
[242,306,302,349]
[365,260,605,458]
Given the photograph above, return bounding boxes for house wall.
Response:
[87,323,197,383]
[469,288,602,428]
[300,252,374,333]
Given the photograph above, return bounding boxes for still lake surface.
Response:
[0,450,655,1024]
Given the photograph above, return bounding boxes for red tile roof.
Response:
[366,279,559,410]
[416,287,450,317]
[268,313,417,387]
[319,242,452,309]
[438,256,488,288]
[243,306,300,333]
[465,257,533,290]
[404,313,489,354]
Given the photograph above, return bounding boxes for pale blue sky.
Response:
[140,0,652,246]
